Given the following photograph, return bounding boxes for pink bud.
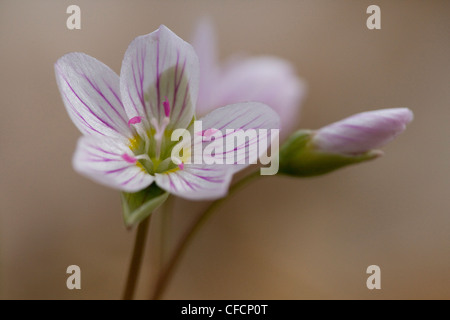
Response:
[312,108,414,155]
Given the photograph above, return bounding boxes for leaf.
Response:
[121,183,169,228]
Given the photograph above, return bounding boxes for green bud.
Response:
[278,130,381,177]
[121,183,169,228]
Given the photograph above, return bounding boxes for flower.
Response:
[192,19,306,138]
[55,25,280,201]
[278,108,414,177]
[312,108,414,155]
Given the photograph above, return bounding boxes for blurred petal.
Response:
[205,57,306,138]
[196,102,280,173]
[191,18,218,114]
[120,25,199,130]
[55,53,131,140]
[73,136,154,192]
[312,108,414,154]
[155,164,232,200]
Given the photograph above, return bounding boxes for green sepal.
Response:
[278,130,381,177]
[121,183,169,228]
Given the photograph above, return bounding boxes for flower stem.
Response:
[160,196,174,268]
[151,170,262,300]
[123,216,151,300]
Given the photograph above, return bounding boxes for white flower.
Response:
[55,25,280,200]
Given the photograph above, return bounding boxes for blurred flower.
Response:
[278,108,414,177]
[312,108,414,155]
[192,19,306,139]
[55,25,279,202]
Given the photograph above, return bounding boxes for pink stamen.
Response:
[122,153,137,164]
[178,163,184,170]
[163,97,170,118]
[128,116,142,127]
[196,128,219,137]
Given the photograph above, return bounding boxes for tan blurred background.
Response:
[1,0,449,299]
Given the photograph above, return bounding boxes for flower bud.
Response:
[312,108,413,155]
[278,108,413,177]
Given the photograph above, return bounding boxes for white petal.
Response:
[195,102,281,173]
[55,53,131,140]
[120,25,199,130]
[204,56,306,139]
[73,136,154,192]
[155,164,232,200]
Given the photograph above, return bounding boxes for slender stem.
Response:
[146,196,174,298]
[122,216,151,300]
[160,196,174,268]
[151,170,262,300]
